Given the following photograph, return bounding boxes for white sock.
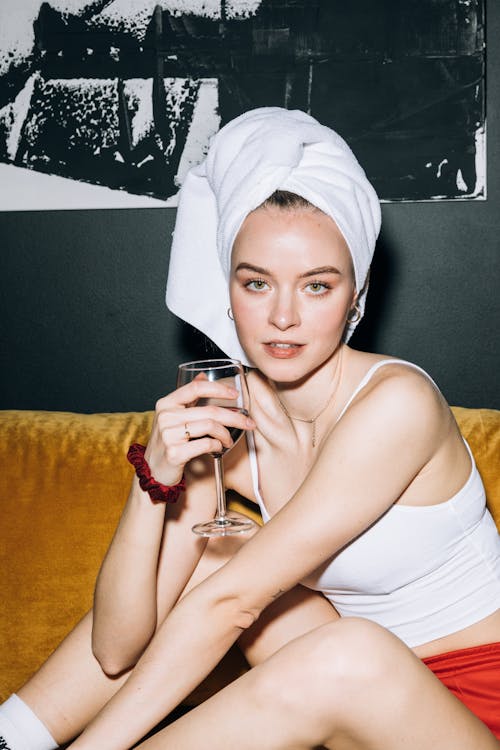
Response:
[0,695,58,750]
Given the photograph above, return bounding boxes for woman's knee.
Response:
[313,617,404,685]
[250,617,405,716]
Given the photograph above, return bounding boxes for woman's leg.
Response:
[15,612,130,745]
[135,618,500,750]
[8,533,336,747]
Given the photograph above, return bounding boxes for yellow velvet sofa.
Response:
[1,406,499,714]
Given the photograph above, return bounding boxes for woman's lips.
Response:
[263,342,304,359]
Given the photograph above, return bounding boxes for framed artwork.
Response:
[0,0,485,211]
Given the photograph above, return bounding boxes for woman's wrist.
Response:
[127,443,185,503]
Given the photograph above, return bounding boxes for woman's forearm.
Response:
[92,467,215,675]
[92,478,168,673]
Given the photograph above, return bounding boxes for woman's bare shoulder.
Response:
[337,349,451,446]
[346,349,443,403]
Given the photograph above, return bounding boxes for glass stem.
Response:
[213,455,228,524]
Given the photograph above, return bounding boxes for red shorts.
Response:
[422,642,500,739]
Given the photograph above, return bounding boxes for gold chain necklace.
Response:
[276,347,344,448]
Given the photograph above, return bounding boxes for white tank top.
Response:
[247,359,500,647]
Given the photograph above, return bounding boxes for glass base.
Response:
[192,513,258,537]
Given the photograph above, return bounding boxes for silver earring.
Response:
[347,303,361,324]
[227,307,234,320]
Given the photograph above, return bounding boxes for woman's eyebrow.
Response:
[300,266,342,277]
[234,263,342,276]
[235,262,270,274]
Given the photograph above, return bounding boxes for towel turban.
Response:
[166,107,381,366]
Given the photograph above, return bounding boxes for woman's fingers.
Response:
[148,405,254,475]
[161,418,235,453]
[145,421,227,484]
[155,379,238,411]
[160,434,228,467]
[158,404,253,431]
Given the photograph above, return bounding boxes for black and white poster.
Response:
[0,0,486,211]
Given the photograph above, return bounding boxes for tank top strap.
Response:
[336,358,439,423]
[246,429,269,519]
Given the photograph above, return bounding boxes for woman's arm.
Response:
[91,468,214,674]
[71,369,450,748]
[91,381,255,675]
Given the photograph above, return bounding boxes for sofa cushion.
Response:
[0,410,154,702]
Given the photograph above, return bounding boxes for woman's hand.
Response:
[145,378,255,486]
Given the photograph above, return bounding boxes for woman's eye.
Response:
[306,282,329,294]
[246,279,269,291]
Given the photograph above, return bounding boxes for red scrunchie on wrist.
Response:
[127,443,185,503]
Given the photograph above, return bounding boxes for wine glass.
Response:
[176,358,258,537]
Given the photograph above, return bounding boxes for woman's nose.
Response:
[268,292,300,330]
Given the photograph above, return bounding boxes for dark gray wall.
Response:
[1,3,499,413]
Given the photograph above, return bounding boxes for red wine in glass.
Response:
[176,359,257,537]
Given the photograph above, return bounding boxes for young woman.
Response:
[1,108,499,750]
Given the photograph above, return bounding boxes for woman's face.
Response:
[230,205,356,383]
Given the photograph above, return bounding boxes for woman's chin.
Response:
[248,348,325,385]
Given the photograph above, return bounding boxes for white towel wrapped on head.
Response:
[166,107,381,366]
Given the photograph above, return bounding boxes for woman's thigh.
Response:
[239,584,339,665]
[137,617,500,750]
